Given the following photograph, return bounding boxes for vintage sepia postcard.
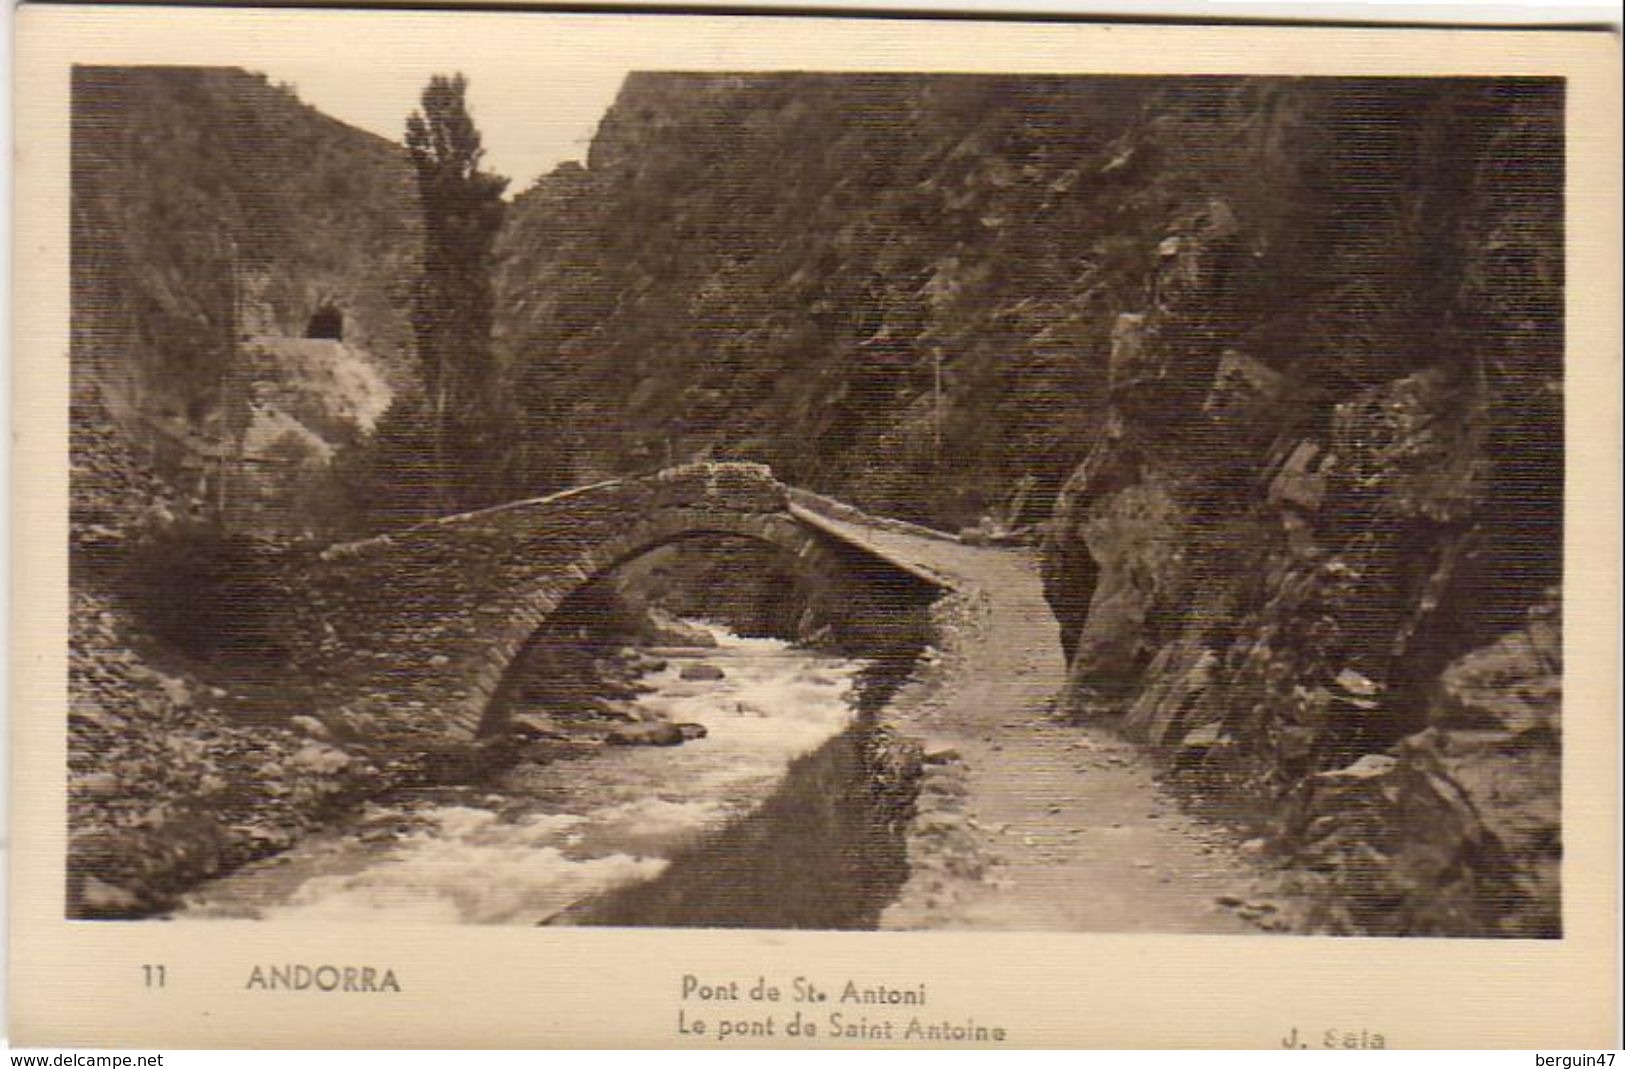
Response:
[9,4,1621,1049]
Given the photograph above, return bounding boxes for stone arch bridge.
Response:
[295,463,957,744]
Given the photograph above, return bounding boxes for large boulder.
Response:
[1120,637,1219,747]
[604,721,708,746]
[1277,732,1522,936]
[1056,478,1188,713]
[1275,592,1562,937]
[1202,349,1287,424]
[1433,590,1561,735]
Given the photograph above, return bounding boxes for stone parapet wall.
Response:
[787,487,961,545]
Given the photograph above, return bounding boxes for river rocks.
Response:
[603,721,708,746]
[66,584,396,918]
[603,722,675,746]
[508,712,569,741]
[636,608,719,648]
[288,714,332,740]
[679,663,726,682]
[590,698,641,722]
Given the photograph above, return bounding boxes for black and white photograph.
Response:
[11,5,1620,1051]
[63,58,1567,937]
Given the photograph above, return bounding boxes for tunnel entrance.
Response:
[305,304,344,341]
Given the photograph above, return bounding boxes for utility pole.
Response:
[215,233,239,524]
[932,345,944,469]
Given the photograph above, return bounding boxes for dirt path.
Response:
[828,524,1293,933]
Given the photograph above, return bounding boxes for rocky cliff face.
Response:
[72,66,419,535]
[1037,78,1563,936]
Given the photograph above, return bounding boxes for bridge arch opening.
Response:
[474,515,949,742]
[305,304,344,340]
[617,536,829,643]
[300,463,953,746]
[477,525,856,739]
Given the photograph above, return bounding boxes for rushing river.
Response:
[175,629,887,926]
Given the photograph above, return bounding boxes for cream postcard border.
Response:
[10,7,1622,1049]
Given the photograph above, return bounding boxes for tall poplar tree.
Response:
[405,73,510,509]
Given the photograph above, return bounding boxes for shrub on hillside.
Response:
[118,516,295,661]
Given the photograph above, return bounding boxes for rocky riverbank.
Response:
[68,586,390,917]
[66,581,756,918]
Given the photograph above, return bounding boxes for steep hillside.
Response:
[67,68,424,913]
[498,73,1172,527]
[71,65,420,532]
